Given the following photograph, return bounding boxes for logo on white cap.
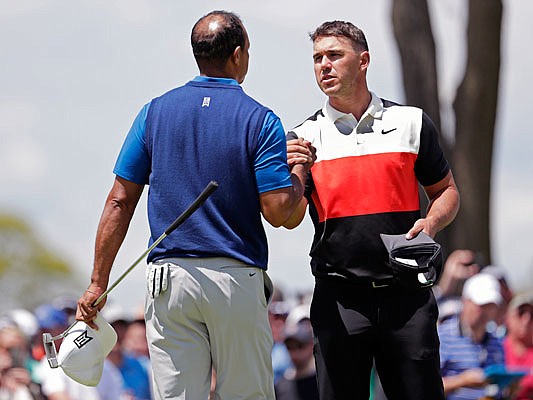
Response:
[73,331,93,349]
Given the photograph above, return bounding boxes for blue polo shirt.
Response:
[438,315,504,400]
[114,76,292,267]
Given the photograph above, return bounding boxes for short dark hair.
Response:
[310,21,369,52]
[191,11,246,65]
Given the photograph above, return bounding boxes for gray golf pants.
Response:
[145,257,275,400]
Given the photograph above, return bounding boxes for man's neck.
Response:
[199,62,238,81]
[200,72,236,80]
[328,90,372,121]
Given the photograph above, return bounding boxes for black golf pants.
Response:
[310,277,445,400]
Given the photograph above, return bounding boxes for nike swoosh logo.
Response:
[249,272,256,277]
[381,128,397,134]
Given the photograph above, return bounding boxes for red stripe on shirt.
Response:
[311,152,420,222]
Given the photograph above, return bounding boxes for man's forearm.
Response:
[282,164,309,229]
[426,185,460,235]
[422,171,460,237]
[288,163,307,205]
[259,164,311,228]
[90,199,135,290]
[77,177,143,325]
[89,177,143,291]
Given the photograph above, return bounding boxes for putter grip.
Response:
[164,181,218,235]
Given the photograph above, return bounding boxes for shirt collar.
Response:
[323,91,384,124]
[193,76,240,86]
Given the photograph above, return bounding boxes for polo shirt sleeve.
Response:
[254,111,292,193]
[414,112,450,186]
[113,102,151,185]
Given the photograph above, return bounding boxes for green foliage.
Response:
[0,212,82,311]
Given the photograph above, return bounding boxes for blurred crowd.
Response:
[433,250,532,400]
[0,298,151,400]
[269,249,532,400]
[0,249,531,400]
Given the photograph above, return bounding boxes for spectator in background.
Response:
[434,249,482,302]
[433,250,483,329]
[0,325,39,400]
[503,291,533,400]
[482,265,513,306]
[268,286,293,385]
[51,296,79,323]
[275,303,318,400]
[123,317,152,398]
[438,273,505,400]
[31,304,69,365]
[123,318,151,372]
[0,309,40,386]
[103,303,151,400]
[482,265,514,338]
[0,310,39,345]
[96,359,126,400]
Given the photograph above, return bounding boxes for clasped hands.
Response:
[287,138,316,169]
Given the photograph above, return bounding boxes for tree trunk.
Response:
[391,0,453,253]
[391,0,441,138]
[391,0,502,263]
[452,0,502,263]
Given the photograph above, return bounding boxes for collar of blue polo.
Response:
[193,76,240,85]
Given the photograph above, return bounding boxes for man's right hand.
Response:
[76,286,107,330]
[287,138,316,169]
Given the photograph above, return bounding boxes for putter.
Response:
[43,181,219,368]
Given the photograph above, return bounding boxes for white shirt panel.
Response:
[293,94,423,163]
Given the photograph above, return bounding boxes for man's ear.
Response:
[231,46,242,66]
[360,50,370,71]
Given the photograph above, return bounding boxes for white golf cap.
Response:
[6,308,39,339]
[462,273,503,306]
[285,303,311,326]
[56,313,117,386]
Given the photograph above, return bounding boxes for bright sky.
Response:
[1,1,532,312]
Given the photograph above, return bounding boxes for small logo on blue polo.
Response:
[202,97,211,107]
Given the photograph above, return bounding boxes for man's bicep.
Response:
[108,176,145,213]
[423,170,456,201]
[258,187,294,227]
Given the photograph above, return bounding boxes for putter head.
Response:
[42,332,59,368]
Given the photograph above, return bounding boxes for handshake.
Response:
[286,136,316,170]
